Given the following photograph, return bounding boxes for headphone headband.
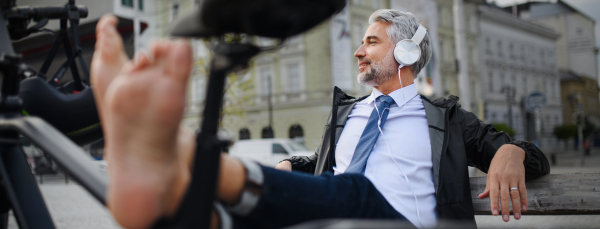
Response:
[412,25,427,45]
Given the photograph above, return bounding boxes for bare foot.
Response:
[92,17,194,228]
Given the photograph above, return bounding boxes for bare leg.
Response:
[91,15,245,229]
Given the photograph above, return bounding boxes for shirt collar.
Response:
[366,84,418,105]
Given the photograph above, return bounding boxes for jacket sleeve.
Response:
[281,151,318,174]
[457,106,550,180]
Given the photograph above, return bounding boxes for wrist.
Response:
[501,144,526,162]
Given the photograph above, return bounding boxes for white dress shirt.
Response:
[333,84,437,228]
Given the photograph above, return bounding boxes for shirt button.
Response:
[368,169,373,173]
[374,144,376,148]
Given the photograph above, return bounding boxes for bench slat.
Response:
[470,173,600,215]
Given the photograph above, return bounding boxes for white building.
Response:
[478,4,562,148]
[507,0,598,82]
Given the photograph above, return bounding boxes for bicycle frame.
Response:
[0,12,107,229]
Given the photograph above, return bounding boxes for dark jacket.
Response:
[284,87,550,224]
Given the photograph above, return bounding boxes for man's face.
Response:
[354,22,398,86]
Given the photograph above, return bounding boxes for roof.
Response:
[502,0,595,22]
[559,69,586,83]
[479,4,560,39]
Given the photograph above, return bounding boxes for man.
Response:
[275,9,550,227]
[91,9,548,229]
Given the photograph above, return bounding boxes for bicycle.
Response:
[0,0,345,228]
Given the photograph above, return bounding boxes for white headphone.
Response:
[393,25,427,66]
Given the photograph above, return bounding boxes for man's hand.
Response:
[275,161,292,172]
[478,144,527,222]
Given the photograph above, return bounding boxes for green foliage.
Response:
[492,123,515,137]
[191,39,256,127]
[553,124,578,140]
[583,119,596,139]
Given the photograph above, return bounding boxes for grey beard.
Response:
[357,52,396,86]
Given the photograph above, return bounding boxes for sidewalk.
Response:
[8,181,121,229]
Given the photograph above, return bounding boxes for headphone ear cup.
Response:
[394,40,421,66]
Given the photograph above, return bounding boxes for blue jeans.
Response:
[231,166,410,229]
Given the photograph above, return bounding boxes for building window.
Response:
[289,124,304,139]
[287,63,300,93]
[262,126,274,139]
[511,75,516,88]
[191,76,205,102]
[239,128,250,140]
[471,46,478,64]
[122,0,143,10]
[540,50,545,66]
[172,4,180,21]
[497,41,503,57]
[260,67,272,96]
[485,37,491,55]
[488,71,494,92]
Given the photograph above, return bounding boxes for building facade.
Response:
[506,0,600,131]
[216,1,391,150]
[478,4,562,148]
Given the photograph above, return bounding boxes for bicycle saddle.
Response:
[19,77,102,146]
[169,0,346,39]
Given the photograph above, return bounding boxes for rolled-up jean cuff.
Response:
[227,158,264,216]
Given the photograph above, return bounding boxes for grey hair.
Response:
[368,9,432,78]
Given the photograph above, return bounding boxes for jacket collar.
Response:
[333,86,459,109]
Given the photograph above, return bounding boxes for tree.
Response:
[492,123,515,137]
[191,35,256,129]
[553,124,578,150]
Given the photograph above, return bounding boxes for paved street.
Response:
[8,175,121,229]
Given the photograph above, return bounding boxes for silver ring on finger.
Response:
[510,187,518,191]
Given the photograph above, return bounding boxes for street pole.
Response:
[267,75,273,129]
[508,88,513,128]
[576,93,585,166]
[535,110,541,149]
[453,0,471,111]
[503,86,514,128]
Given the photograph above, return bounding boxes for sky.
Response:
[489,0,600,79]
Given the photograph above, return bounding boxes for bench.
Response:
[287,173,600,228]
[471,173,600,215]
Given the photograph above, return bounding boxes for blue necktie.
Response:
[345,95,396,174]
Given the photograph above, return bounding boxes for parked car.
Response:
[228,139,314,167]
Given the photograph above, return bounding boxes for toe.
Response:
[148,40,170,65]
[96,15,119,36]
[97,18,127,64]
[165,40,192,81]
